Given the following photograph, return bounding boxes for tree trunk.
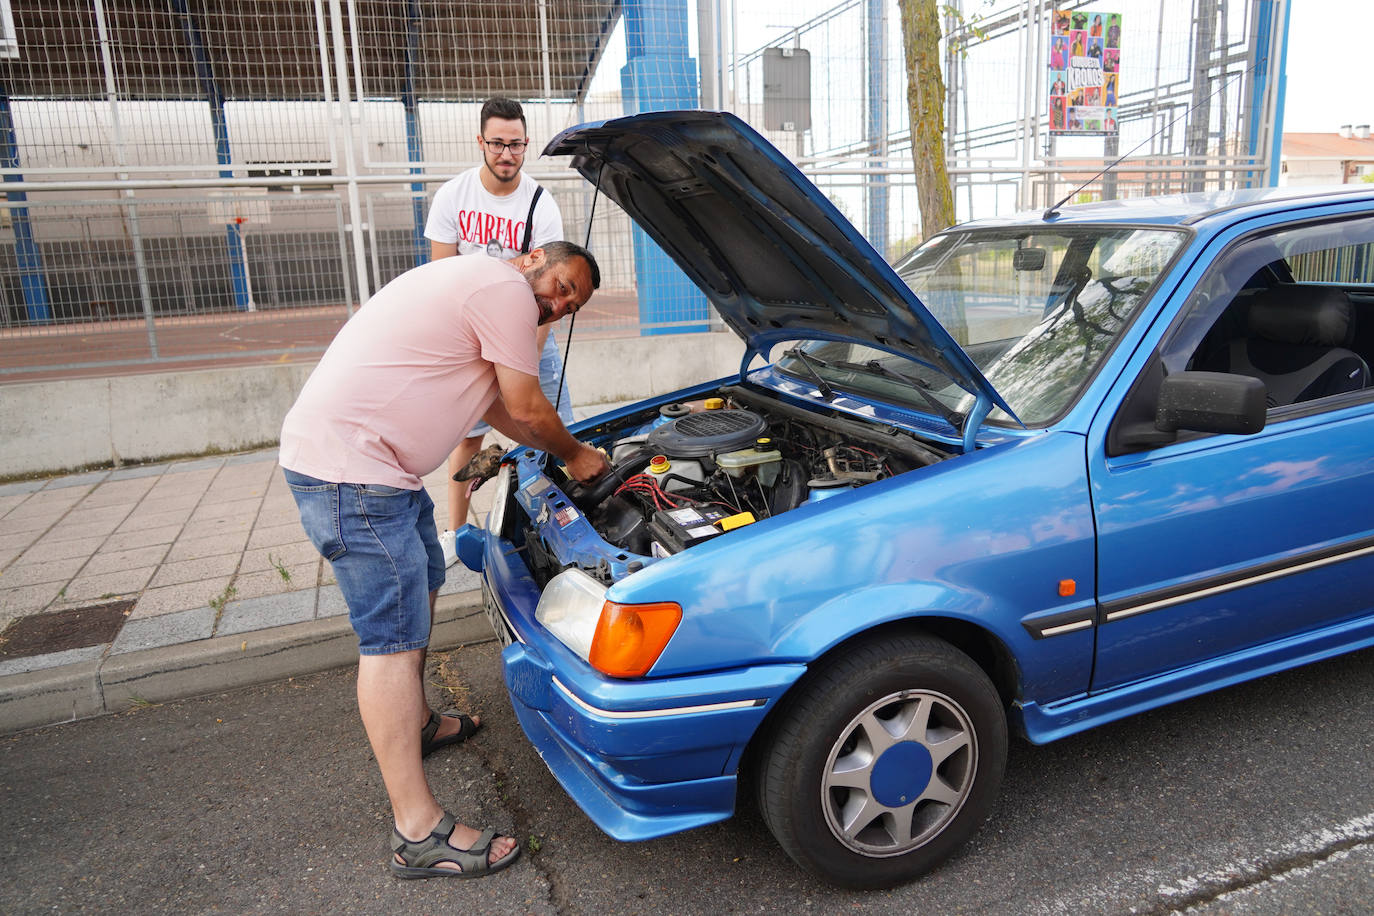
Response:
[899,0,956,240]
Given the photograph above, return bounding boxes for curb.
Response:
[0,591,492,734]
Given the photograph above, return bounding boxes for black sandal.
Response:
[390,811,521,879]
[420,710,480,758]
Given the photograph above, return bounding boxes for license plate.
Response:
[482,581,514,647]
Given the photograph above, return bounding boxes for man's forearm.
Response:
[483,398,581,461]
[522,406,584,462]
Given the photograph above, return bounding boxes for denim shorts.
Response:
[469,333,574,437]
[283,468,445,655]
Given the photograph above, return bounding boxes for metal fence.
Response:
[0,0,1285,379]
[729,0,1284,256]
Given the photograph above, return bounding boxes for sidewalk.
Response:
[0,445,500,733]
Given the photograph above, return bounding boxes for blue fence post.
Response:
[173,0,250,311]
[404,0,427,267]
[0,83,51,323]
[620,0,707,335]
[1252,0,1292,189]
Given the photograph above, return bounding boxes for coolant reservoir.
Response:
[610,434,650,463]
[647,454,705,493]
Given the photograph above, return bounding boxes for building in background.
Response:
[1281,126,1374,186]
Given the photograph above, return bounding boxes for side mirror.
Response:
[1115,370,1266,449]
[1156,371,1267,435]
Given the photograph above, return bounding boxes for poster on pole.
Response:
[1049,10,1120,136]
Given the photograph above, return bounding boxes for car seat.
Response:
[1222,285,1369,407]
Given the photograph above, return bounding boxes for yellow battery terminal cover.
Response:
[718,511,756,531]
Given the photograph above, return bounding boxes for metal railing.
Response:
[0,0,1281,380]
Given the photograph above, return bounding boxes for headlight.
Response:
[536,568,607,660]
[536,568,682,678]
[485,463,513,533]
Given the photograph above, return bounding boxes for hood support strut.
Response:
[554,159,607,417]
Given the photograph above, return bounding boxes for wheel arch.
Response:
[742,613,1021,774]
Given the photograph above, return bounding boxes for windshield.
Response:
[775,225,1188,427]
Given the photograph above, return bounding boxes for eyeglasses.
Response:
[481,139,528,155]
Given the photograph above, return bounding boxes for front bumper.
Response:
[470,523,805,841]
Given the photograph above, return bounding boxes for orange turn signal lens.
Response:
[588,601,682,678]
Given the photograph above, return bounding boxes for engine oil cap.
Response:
[703,397,725,410]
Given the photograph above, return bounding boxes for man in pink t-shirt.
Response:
[280,241,608,879]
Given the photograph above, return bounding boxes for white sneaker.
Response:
[439,529,458,568]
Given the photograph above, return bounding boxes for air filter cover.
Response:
[645,409,767,458]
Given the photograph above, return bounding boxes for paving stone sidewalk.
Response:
[0,446,494,729]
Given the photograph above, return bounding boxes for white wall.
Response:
[1281,159,1346,186]
[1,331,748,479]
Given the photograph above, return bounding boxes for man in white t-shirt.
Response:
[425,98,574,565]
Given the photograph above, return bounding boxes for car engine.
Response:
[520,385,951,580]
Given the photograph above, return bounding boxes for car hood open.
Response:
[544,110,1014,423]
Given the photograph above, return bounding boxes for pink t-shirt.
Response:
[279,256,539,489]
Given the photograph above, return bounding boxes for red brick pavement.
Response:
[0,291,644,384]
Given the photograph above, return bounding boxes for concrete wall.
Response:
[1,331,749,479]
[1281,159,1346,186]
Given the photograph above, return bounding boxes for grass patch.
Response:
[269,554,291,582]
[430,650,474,708]
[208,584,238,615]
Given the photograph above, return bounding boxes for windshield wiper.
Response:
[836,359,966,433]
[781,347,835,400]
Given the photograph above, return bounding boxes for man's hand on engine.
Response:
[566,443,611,484]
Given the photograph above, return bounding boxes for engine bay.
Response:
[516,385,952,586]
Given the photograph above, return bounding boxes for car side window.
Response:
[1161,215,1374,412]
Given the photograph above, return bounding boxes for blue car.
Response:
[457,110,1374,888]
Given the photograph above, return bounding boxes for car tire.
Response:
[755,633,1007,889]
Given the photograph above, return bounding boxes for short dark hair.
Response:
[542,240,601,290]
[480,97,526,134]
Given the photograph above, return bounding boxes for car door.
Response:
[1087,210,1374,691]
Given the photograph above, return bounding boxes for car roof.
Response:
[959,185,1374,230]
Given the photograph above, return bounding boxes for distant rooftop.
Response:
[1283,132,1374,160]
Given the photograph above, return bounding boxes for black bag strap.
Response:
[520,186,544,254]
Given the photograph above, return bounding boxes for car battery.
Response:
[648,505,731,554]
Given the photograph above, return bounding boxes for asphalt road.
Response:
[2,640,1371,914]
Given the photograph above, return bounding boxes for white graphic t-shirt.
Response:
[424,169,563,259]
